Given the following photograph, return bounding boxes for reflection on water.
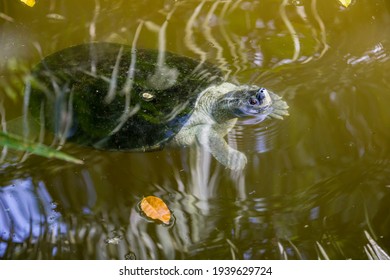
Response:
[1,0,390,259]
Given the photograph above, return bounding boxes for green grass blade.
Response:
[0,131,83,165]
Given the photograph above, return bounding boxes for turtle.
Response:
[28,42,288,170]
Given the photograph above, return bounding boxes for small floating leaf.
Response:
[20,0,36,7]
[140,196,171,224]
[0,131,83,164]
[338,0,351,8]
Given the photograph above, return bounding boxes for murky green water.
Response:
[1,0,390,259]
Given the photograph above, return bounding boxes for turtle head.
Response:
[232,87,273,117]
[212,85,274,124]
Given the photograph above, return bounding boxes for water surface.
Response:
[1,0,390,259]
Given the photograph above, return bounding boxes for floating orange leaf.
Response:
[140,196,171,224]
[20,0,36,7]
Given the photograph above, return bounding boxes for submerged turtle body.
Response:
[29,43,223,151]
[29,42,289,170]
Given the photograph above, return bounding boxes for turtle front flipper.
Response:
[195,125,247,170]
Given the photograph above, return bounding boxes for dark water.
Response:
[1,0,390,259]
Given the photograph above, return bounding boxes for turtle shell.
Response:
[28,43,223,151]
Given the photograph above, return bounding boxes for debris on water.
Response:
[125,252,136,260]
[20,0,35,7]
[140,196,171,225]
[338,0,352,8]
[141,92,155,101]
[104,235,123,245]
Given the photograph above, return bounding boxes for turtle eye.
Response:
[248,96,259,105]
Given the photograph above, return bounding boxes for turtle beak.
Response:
[256,88,266,100]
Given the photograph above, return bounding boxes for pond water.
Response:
[1,0,390,260]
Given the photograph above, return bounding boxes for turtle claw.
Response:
[268,112,284,120]
[268,92,289,120]
[227,149,247,171]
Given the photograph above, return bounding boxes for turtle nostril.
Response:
[256,88,267,101]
